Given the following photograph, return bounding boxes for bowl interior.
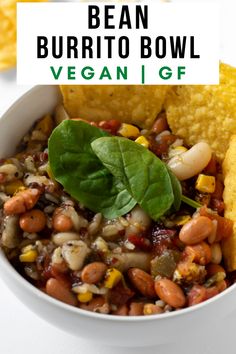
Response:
[0,85,236,329]
[0,85,62,157]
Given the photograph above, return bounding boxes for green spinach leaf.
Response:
[48,120,136,219]
[92,137,175,220]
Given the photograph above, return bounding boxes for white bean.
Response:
[2,215,20,248]
[62,240,90,271]
[125,206,151,237]
[129,206,151,229]
[64,207,88,231]
[88,213,102,235]
[168,142,212,181]
[106,252,151,272]
[52,232,80,246]
[51,247,64,265]
[0,164,22,182]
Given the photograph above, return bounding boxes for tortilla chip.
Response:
[0,0,47,71]
[164,63,236,160]
[60,85,170,128]
[0,7,16,70]
[222,135,236,271]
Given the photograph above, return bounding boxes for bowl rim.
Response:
[0,84,235,322]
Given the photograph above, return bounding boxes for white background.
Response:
[0,0,236,353]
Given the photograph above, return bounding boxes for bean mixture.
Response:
[0,110,234,316]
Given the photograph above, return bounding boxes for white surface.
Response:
[1,0,236,352]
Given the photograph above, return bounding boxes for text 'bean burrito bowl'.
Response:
[1,63,236,317]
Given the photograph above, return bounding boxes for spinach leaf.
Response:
[92,137,175,221]
[48,120,136,219]
[167,168,182,211]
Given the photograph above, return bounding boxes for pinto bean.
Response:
[129,302,144,316]
[179,216,213,245]
[154,278,186,308]
[210,243,222,264]
[19,209,46,233]
[53,213,73,232]
[216,280,227,293]
[112,304,128,316]
[4,188,40,215]
[187,285,206,306]
[206,264,226,277]
[79,296,108,313]
[81,262,107,284]
[128,268,156,298]
[46,278,77,306]
[152,114,168,134]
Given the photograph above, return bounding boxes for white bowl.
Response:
[0,85,236,347]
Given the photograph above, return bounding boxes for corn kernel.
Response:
[118,123,140,139]
[169,146,188,158]
[195,174,216,193]
[135,136,149,148]
[19,250,38,263]
[21,245,34,253]
[143,304,153,315]
[104,268,122,289]
[174,215,191,226]
[78,291,93,303]
[143,304,162,315]
[174,146,188,153]
[4,180,24,195]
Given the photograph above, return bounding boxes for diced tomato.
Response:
[108,281,134,306]
[187,285,207,306]
[210,198,225,215]
[128,234,151,251]
[98,120,121,135]
[199,206,233,241]
[151,225,176,255]
[204,155,217,175]
[205,286,219,300]
[212,179,224,199]
[0,173,6,183]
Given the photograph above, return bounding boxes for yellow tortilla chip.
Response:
[0,7,16,70]
[60,85,170,128]
[222,135,236,271]
[164,63,236,160]
[0,0,47,71]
